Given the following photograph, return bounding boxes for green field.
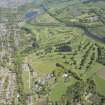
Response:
[49,78,76,101]
[22,70,32,94]
[8,0,105,105]
[94,75,105,96]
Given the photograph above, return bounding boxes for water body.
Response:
[66,24,105,44]
[32,0,43,5]
[80,0,105,3]
[25,11,39,20]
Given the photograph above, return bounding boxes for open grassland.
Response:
[94,75,105,96]
[17,0,105,104]
[49,77,76,101]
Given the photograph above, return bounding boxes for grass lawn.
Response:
[30,59,61,75]
[22,70,32,94]
[94,74,105,96]
[28,53,67,75]
[49,78,76,101]
[82,62,103,80]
